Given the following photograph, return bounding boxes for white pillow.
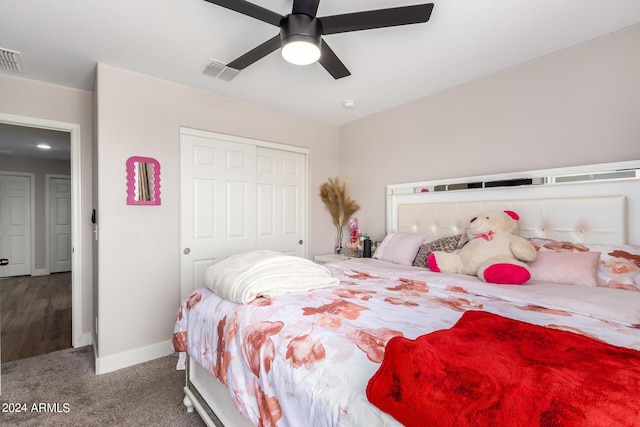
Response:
[373,231,426,266]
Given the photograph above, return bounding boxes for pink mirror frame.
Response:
[126,156,161,205]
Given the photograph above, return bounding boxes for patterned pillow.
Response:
[527,238,589,252]
[585,244,640,292]
[413,234,463,268]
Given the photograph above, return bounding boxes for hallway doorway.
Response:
[0,122,73,363]
[0,114,84,369]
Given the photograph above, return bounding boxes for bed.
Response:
[173,161,640,427]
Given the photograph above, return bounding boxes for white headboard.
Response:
[387,161,640,245]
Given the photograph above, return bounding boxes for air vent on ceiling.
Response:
[0,48,26,73]
[202,59,239,82]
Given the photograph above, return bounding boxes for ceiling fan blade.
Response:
[227,35,282,70]
[292,0,320,17]
[203,0,282,26]
[318,41,350,80]
[321,3,434,35]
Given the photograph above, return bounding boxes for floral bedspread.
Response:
[172,259,640,427]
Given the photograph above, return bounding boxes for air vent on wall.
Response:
[0,48,26,73]
[202,59,239,82]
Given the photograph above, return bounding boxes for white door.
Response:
[179,129,308,300]
[0,174,31,277]
[180,132,257,300]
[49,177,72,273]
[256,147,306,256]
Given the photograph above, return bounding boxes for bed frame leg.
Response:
[183,393,194,413]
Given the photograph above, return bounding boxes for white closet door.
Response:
[49,177,72,273]
[179,129,308,300]
[0,174,31,277]
[256,147,306,256]
[180,133,257,300]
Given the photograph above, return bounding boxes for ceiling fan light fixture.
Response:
[280,14,323,66]
[206,1,434,79]
[281,36,321,65]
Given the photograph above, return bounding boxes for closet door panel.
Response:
[256,147,306,256]
[180,133,256,300]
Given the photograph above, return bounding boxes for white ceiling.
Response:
[0,123,70,161]
[1,0,640,132]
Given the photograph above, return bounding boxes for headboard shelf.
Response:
[388,160,640,195]
[387,161,640,245]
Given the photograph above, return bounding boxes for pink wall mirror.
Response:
[126,156,161,205]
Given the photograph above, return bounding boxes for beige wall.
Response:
[340,25,640,241]
[0,156,71,271]
[94,65,340,364]
[0,74,94,343]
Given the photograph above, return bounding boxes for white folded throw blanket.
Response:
[204,250,339,303]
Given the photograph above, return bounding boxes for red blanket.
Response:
[366,311,640,427]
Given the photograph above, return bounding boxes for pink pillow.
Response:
[373,231,425,266]
[528,251,600,286]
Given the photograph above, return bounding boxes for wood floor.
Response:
[0,272,72,363]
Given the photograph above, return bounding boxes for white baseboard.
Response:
[73,332,92,348]
[95,340,173,375]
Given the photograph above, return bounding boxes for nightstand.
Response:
[313,254,350,264]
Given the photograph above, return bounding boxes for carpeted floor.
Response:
[0,346,206,426]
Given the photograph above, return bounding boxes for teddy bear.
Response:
[427,210,537,285]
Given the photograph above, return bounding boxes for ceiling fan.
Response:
[204,0,434,79]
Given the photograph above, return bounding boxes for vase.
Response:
[335,225,344,254]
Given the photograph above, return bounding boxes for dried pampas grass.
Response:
[320,177,360,228]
